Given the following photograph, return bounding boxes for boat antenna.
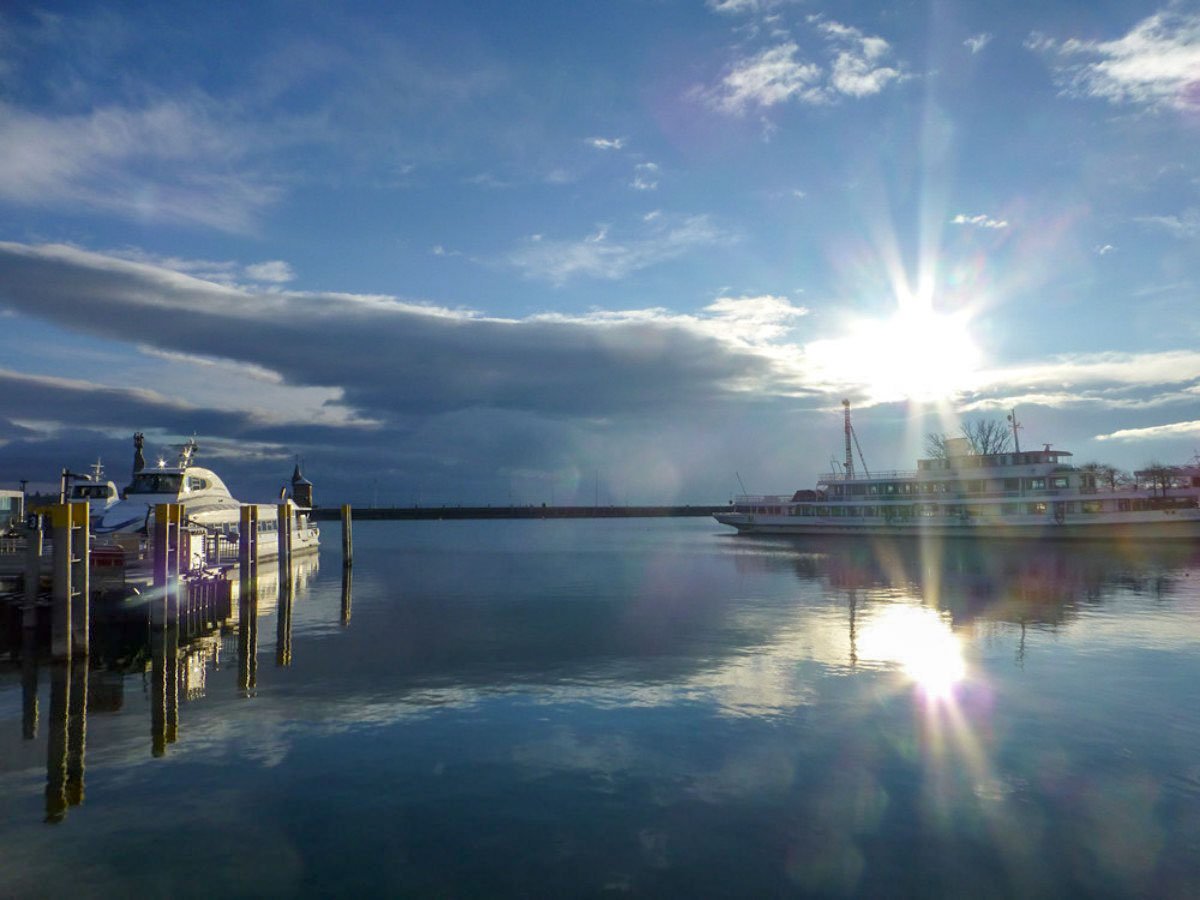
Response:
[842,399,855,479]
[1007,408,1022,453]
[735,471,749,496]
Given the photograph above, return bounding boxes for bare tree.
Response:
[961,419,1012,455]
[1079,461,1130,491]
[1139,461,1173,497]
[926,418,1013,458]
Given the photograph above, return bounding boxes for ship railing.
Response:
[818,469,919,482]
[732,495,794,505]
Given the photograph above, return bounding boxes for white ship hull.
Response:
[715,510,1200,541]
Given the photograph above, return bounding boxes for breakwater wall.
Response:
[310,505,726,521]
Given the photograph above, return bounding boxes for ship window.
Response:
[1082,501,1103,513]
[1028,502,1047,514]
[128,473,183,495]
[1002,503,1018,514]
[188,477,209,491]
[1028,478,1046,491]
[1051,477,1069,489]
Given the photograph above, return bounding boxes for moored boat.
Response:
[716,404,1200,540]
[95,435,319,559]
[67,459,121,526]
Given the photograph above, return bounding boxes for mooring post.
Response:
[152,503,183,628]
[23,512,43,632]
[50,503,87,660]
[277,502,293,572]
[341,504,353,567]
[69,503,89,656]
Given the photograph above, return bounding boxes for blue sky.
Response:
[1,0,1199,505]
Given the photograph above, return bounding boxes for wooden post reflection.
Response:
[151,625,167,757]
[66,656,88,807]
[22,623,38,740]
[238,506,259,696]
[276,560,294,667]
[45,661,70,823]
[165,622,179,746]
[340,564,353,627]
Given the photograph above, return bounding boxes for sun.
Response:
[805,302,981,404]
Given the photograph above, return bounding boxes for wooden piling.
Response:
[277,503,293,571]
[23,513,43,632]
[341,504,353,567]
[50,503,88,660]
[152,504,183,628]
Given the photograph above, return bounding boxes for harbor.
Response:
[3,518,1200,895]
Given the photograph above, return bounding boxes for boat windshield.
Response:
[127,472,183,495]
[70,484,113,500]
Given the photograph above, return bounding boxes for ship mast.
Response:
[1007,408,1022,454]
[843,399,854,479]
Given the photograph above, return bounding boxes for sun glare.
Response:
[807,306,981,404]
[858,605,965,699]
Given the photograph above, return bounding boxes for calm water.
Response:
[2,518,1199,897]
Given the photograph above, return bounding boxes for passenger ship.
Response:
[716,404,1200,540]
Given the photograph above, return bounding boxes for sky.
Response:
[1,0,1199,506]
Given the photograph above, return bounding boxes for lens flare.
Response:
[858,604,965,698]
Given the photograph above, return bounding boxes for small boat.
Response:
[67,459,121,525]
[716,403,1200,540]
[95,436,319,559]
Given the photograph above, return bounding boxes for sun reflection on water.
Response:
[857,604,965,699]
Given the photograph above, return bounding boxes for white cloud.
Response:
[244,260,295,283]
[817,20,902,97]
[1095,420,1200,442]
[964,33,992,54]
[1032,12,1200,111]
[1095,244,1116,255]
[631,161,659,191]
[702,21,903,114]
[703,294,809,342]
[507,214,727,283]
[1135,208,1200,238]
[586,136,625,150]
[952,213,1009,229]
[708,0,782,13]
[704,43,825,114]
[0,100,279,232]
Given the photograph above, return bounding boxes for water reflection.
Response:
[3,552,321,826]
[857,604,964,698]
